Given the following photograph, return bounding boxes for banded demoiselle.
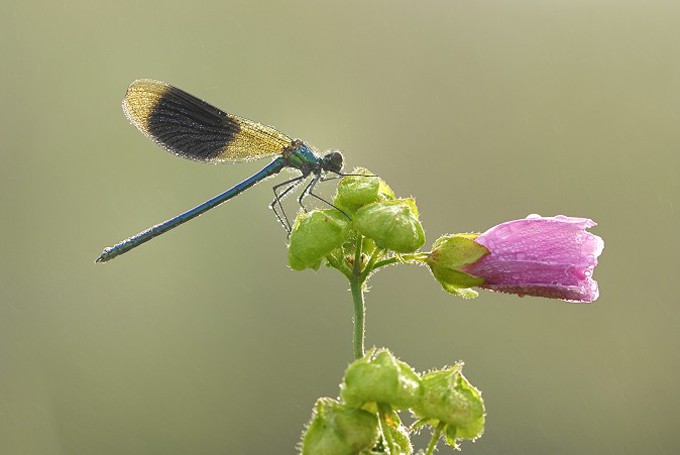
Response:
[95,79,345,263]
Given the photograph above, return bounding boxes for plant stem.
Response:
[425,421,445,455]
[351,236,366,360]
[372,252,429,270]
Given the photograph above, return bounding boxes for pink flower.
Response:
[461,215,604,303]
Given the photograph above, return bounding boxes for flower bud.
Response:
[301,397,378,455]
[353,199,425,253]
[462,215,604,303]
[340,348,422,410]
[413,364,485,445]
[413,363,484,448]
[333,168,395,215]
[288,210,351,271]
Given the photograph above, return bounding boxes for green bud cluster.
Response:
[288,169,425,271]
[300,348,485,454]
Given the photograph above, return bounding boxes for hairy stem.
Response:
[425,421,446,455]
[372,252,429,270]
[351,236,366,360]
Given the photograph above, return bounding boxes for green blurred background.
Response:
[1,1,678,453]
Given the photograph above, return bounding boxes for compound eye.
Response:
[329,151,344,172]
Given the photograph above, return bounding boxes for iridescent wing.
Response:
[122,79,293,163]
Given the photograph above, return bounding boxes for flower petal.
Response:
[462,215,604,303]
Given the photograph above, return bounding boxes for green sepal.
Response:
[340,348,422,410]
[333,168,395,216]
[426,234,488,297]
[301,397,379,455]
[288,210,351,271]
[353,199,425,254]
[429,234,488,268]
[432,270,482,299]
[412,363,485,447]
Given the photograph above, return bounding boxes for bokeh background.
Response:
[2,1,678,453]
